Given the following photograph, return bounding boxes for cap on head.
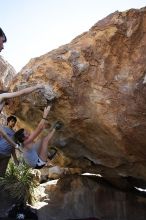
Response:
[0,27,7,42]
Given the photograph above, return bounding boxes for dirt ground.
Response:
[0,190,14,219]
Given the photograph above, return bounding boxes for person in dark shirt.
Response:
[0,115,18,176]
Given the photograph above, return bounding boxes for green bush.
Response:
[0,161,38,204]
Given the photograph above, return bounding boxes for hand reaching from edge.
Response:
[43,105,51,119]
[53,121,64,130]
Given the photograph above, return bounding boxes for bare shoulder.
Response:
[23,141,33,150]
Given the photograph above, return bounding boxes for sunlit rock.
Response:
[0,56,16,89]
[36,175,146,220]
[3,7,146,190]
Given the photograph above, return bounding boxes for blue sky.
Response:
[0,0,146,72]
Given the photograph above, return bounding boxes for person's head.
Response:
[0,28,7,52]
[7,115,17,129]
[14,128,30,144]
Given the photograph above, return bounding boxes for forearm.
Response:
[16,85,39,96]
[0,127,16,148]
[12,150,19,165]
[32,118,46,138]
[1,85,42,100]
[37,107,50,130]
[36,106,50,132]
[24,105,50,143]
[37,118,46,130]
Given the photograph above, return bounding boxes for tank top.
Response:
[23,143,39,168]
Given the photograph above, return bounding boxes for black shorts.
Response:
[35,158,46,169]
[35,164,45,169]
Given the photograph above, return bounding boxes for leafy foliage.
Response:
[0,161,38,204]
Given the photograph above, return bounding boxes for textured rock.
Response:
[0,56,16,89]
[36,175,146,220]
[3,7,146,189]
[40,165,82,180]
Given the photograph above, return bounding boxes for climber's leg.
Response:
[37,128,56,162]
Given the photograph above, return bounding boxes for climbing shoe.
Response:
[48,148,57,160]
[53,121,64,130]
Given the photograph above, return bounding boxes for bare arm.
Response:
[0,85,44,101]
[11,148,19,165]
[0,127,16,148]
[24,105,51,145]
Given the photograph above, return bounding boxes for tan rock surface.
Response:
[3,7,146,188]
[0,56,16,89]
[36,175,146,220]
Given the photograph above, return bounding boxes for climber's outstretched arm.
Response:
[24,105,51,145]
[0,85,44,101]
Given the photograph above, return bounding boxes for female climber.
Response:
[14,105,63,169]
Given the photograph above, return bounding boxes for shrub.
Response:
[0,161,38,204]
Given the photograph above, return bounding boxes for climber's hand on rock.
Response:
[43,105,51,119]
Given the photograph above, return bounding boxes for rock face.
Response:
[0,56,16,89]
[4,7,146,189]
[37,175,146,220]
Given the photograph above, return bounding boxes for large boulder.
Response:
[3,7,146,189]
